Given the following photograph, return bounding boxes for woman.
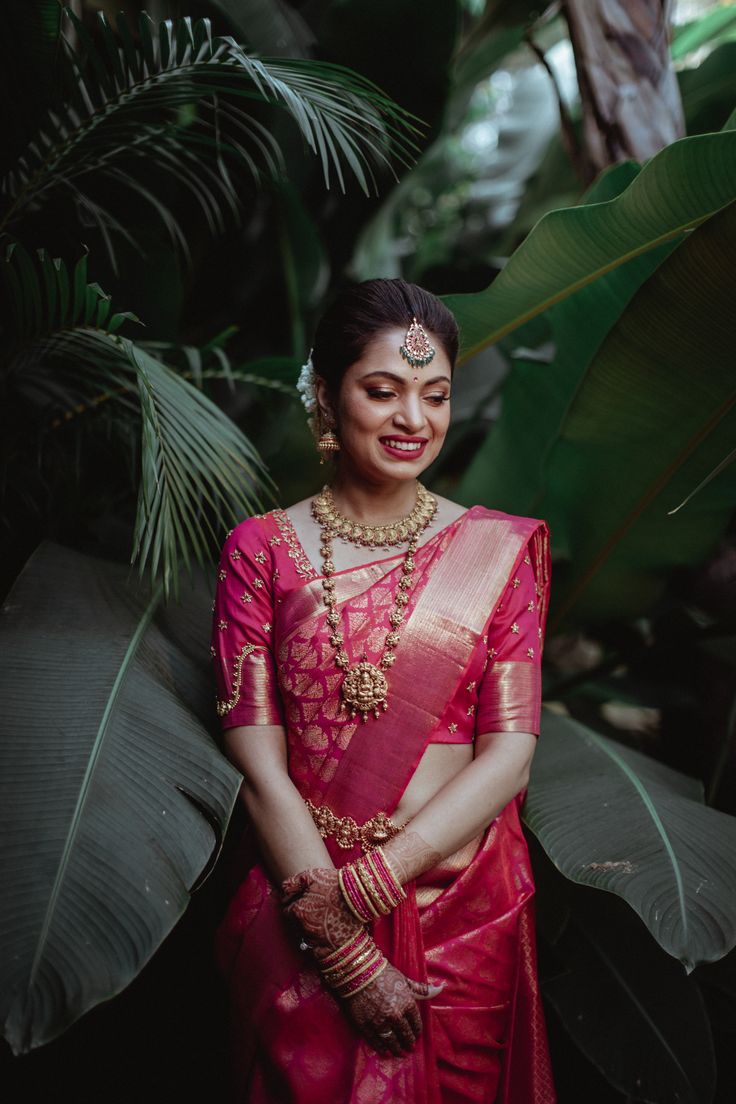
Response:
[211,279,555,1104]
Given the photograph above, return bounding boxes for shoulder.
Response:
[464,504,549,541]
[220,512,279,559]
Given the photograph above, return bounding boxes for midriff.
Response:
[392,741,474,825]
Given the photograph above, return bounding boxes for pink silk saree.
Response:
[212,506,555,1104]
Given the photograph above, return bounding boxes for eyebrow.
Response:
[359,370,452,386]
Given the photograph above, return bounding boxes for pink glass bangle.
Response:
[319,929,370,969]
[339,865,379,923]
[339,956,388,998]
[370,847,406,905]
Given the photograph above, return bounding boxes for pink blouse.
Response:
[211,509,544,743]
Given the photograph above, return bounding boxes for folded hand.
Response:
[281,866,362,951]
[343,961,441,1058]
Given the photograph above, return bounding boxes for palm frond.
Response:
[2,245,273,598]
[0,7,422,249]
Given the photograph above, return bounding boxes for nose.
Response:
[393,392,427,435]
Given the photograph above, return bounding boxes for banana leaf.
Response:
[534,858,717,1104]
[525,710,736,970]
[0,542,241,1054]
[539,197,736,627]
[443,128,736,360]
[455,159,677,514]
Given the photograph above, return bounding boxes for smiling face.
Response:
[317,326,452,486]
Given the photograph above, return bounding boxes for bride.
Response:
[210,277,555,1103]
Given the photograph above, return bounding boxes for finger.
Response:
[280,870,309,899]
[374,1026,403,1058]
[406,977,444,1000]
[391,1016,416,1052]
[405,1003,422,1039]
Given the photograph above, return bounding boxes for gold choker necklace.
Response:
[311,482,437,721]
[311,482,437,549]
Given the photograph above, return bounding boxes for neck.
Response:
[328,471,419,523]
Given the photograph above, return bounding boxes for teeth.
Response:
[385,440,422,451]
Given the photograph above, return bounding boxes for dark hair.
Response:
[311,278,459,395]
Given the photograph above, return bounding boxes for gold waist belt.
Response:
[305,798,405,854]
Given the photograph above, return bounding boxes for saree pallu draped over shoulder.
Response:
[215,507,556,1104]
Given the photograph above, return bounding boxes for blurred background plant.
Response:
[2,2,736,1102]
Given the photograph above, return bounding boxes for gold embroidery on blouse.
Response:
[263,622,272,633]
[209,645,217,657]
[527,647,534,658]
[489,647,498,657]
[524,555,531,565]
[272,509,318,580]
[218,619,228,630]
[448,722,458,733]
[527,600,535,612]
[230,549,241,560]
[218,569,226,581]
[241,592,252,604]
[467,704,475,717]
[511,623,520,634]
[253,578,264,589]
[268,536,282,547]
[466,681,476,692]
[254,550,267,564]
[512,577,520,589]
[538,627,542,638]
[216,642,257,716]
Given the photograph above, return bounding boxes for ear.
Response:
[314,376,335,426]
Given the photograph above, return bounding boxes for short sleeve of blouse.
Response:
[210,518,284,731]
[476,538,546,736]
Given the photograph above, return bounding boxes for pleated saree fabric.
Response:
[211,505,556,1104]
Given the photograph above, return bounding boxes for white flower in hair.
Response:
[296,350,317,413]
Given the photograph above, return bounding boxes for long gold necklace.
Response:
[311,482,437,721]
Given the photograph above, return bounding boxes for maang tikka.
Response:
[399,317,436,369]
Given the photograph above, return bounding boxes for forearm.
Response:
[383,732,536,884]
[223,725,333,882]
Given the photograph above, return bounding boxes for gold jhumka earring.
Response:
[316,409,340,464]
[317,428,340,463]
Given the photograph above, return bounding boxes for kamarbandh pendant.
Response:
[341,659,389,722]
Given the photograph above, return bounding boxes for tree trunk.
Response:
[562,0,686,180]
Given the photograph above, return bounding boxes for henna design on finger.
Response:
[281,867,364,951]
[341,961,422,1059]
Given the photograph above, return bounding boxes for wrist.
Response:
[338,847,407,924]
[312,929,388,999]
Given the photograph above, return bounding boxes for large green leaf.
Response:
[455,160,677,513]
[0,542,241,1053]
[525,711,736,970]
[538,197,736,626]
[672,5,736,61]
[442,129,736,361]
[536,866,716,1104]
[679,41,736,136]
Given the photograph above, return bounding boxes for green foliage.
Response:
[0,541,241,1053]
[2,244,271,597]
[442,129,736,360]
[534,862,717,1104]
[526,711,736,970]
